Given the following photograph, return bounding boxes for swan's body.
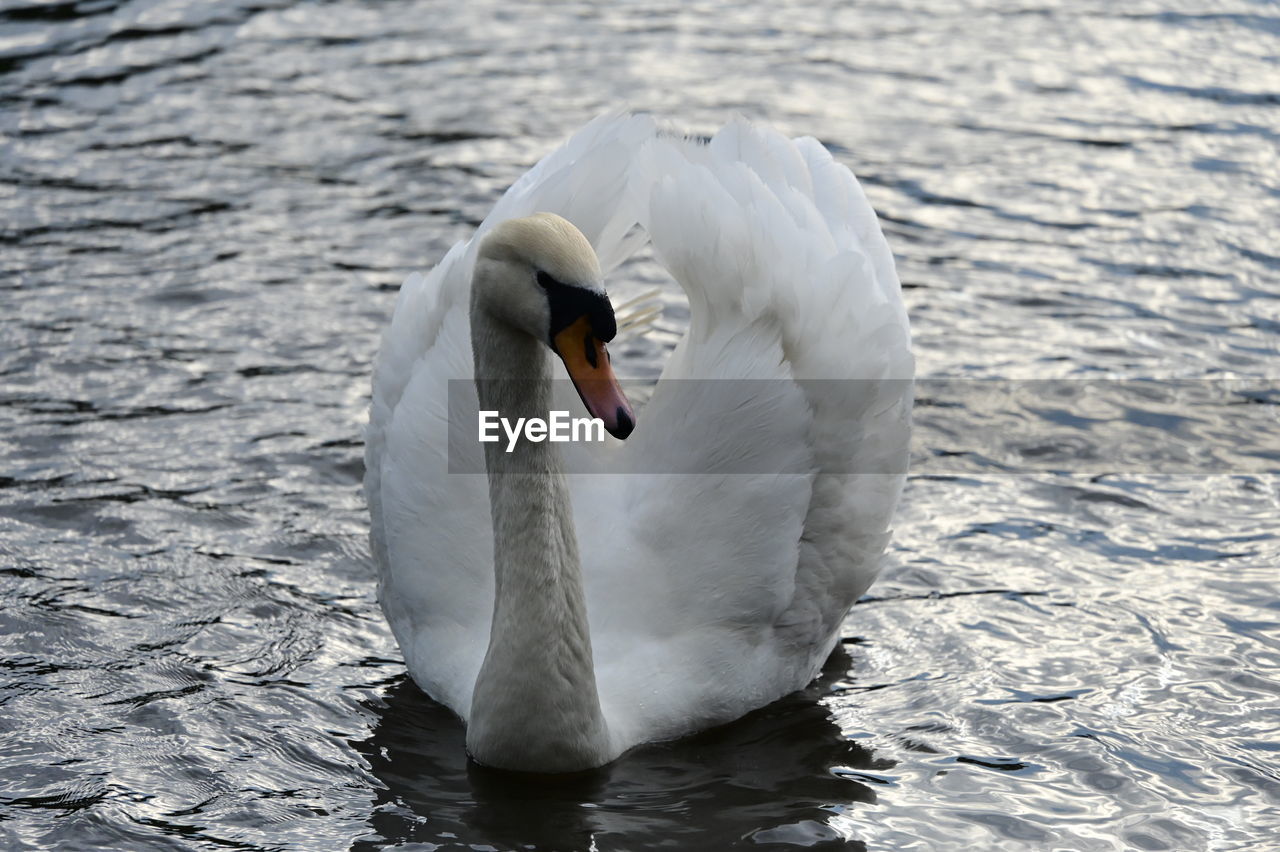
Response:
[365,114,913,771]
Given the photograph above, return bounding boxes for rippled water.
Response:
[3,1,1278,849]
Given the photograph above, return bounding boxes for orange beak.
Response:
[551,315,635,439]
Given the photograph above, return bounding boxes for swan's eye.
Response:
[538,271,617,344]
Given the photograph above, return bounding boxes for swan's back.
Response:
[365,114,912,749]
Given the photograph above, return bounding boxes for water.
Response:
[2,0,1278,848]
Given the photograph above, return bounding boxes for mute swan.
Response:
[365,114,913,772]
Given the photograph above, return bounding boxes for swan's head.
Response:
[474,212,635,439]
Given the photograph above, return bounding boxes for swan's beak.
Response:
[552,315,635,439]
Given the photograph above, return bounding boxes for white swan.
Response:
[365,114,913,772]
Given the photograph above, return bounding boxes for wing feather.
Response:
[610,121,912,705]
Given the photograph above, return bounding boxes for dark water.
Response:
[2,1,1278,849]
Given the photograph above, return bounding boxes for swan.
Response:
[365,114,913,772]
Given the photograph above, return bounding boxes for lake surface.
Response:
[2,0,1278,849]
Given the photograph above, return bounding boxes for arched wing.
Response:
[583,121,913,736]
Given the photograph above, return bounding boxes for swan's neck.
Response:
[466,308,612,771]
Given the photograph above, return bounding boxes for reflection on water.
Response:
[356,651,879,851]
[2,0,1278,849]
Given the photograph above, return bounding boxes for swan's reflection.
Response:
[355,648,889,850]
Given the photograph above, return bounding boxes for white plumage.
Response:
[365,113,913,767]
